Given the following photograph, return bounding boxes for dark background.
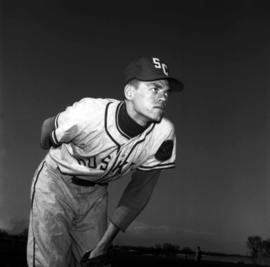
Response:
[1,0,270,255]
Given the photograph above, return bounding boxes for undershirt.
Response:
[117,101,148,138]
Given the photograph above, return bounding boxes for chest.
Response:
[70,125,156,179]
[74,132,150,167]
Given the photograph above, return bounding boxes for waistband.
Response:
[69,174,108,187]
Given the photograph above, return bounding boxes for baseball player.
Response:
[27,56,184,267]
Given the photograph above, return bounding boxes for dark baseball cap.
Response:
[124,56,184,92]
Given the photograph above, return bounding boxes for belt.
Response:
[54,165,106,187]
[71,176,107,187]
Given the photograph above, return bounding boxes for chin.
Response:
[144,111,163,123]
[151,115,163,123]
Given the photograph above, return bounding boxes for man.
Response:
[195,246,202,262]
[27,56,184,267]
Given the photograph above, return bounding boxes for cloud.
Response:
[118,220,246,254]
[0,147,28,234]
[0,218,15,232]
[0,148,6,201]
[127,220,215,238]
[0,217,28,234]
[128,221,170,234]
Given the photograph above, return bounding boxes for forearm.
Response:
[110,169,161,231]
[90,171,160,258]
[95,222,120,250]
[89,222,120,258]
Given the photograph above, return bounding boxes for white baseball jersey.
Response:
[47,97,176,183]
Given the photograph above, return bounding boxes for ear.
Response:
[124,84,134,100]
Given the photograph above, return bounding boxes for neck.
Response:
[124,100,149,127]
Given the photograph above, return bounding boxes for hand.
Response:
[80,249,111,267]
[87,222,119,259]
[80,222,119,266]
[89,246,108,259]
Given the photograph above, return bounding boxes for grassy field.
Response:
[111,252,269,267]
[0,250,269,267]
[0,237,269,267]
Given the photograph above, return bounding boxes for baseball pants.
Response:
[27,160,108,267]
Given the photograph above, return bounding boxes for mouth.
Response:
[154,105,165,110]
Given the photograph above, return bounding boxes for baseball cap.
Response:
[124,56,184,92]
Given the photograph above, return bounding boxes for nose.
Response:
[158,92,168,103]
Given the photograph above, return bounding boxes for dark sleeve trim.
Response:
[137,162,175,171]
[51,114,61,146]
[50,131,60,147]
[55,113,60,128]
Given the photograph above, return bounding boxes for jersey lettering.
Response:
[77,158,86,166]
[100,155,111,171]
[111,159,129,175]
[76,152,130,176]
[77,157,97,168]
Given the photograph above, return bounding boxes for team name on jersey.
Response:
[76,152,135,176]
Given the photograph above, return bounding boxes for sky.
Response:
[1,1,270,255]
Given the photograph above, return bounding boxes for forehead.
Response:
[142,80,170,90]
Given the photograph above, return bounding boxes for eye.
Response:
[164,89,172,98]
[151,87,159,94]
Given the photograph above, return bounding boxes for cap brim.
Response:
[165,77,184,92]
[125,76,184,92]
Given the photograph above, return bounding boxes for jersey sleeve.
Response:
[51,98,98,146]
[137,120,176,171]
[110,169,161,231]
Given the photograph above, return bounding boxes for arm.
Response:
[89,169,161,258]
[89,222,119,258]
[110,169,161,231]
[40,116,57,149]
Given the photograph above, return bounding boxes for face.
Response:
[127,79,171,125]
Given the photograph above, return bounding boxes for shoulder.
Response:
[66,97,119,113]
[58,97,120,123]
[153,119,176,161]
[153,117,176,138]
[139,117,176,166]
[145,117,176,153]
[77,97,118,107]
